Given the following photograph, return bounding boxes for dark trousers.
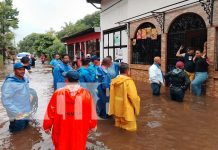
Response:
[9,120,29,133]
[151,83,161,96]
[170,87,185,102]
[96,100,108,119]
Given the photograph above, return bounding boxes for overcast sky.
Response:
[12,0,98,43]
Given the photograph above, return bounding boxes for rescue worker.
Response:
[96,57,112,119]
[53,54,72,90]
[50,54,61,71]
[165,61,190,102]
[109,63,140,131]
[88,56,101,103]
[77,58,96,89]
[50,54,61,87]
[43,70,97,150]
[88,55,100,80]
[1,62,31,132]
[106,56,120,79]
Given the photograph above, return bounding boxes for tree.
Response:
[0,0,19,60]
[57,11,100,39]
[18,32,65,59]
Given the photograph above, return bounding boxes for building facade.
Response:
[62,27,100,60]
[88,0,218,97]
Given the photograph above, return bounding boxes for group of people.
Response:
[0,46,209,149]
[149,45,209,102]
[43,53,140,149]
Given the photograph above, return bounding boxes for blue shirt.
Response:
[96,66,111,102]
[1,74,31,119]
[78,67,96,83]
[50,59,61,68]
[107,62,120,79]
[53,61,72,90]
[88,64,99,81]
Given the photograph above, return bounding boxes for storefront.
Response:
[125,0,218,97]
[61,27,100,60]
[88,0,218,97]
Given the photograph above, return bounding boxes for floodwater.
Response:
[0,62,218,150]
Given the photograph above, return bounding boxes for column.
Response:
[80,42,82,58]
[84,41,87,57]
[73,43,76,59]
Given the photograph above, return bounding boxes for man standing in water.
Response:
[50,54,61,71]
[109,63,140,131]
[53,54,72,90]
[1,62,31,132]
[149,57,164,96]
[43,70,97,150]
[107,56,120,79]
[176,46,195,81]
[96,57,112,119]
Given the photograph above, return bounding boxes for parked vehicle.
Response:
[16,52,31,60]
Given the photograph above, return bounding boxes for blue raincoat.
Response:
[77,67,96,83]
[53,61,72,90]
[50,59,61,69]
[108,62,120,79]
[88,64,99,81]
[77,67,98,102]
[96,66,111,118]
[1,74,31,119]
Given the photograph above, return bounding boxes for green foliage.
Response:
[0,0,19,57]
[0,55,3,69]
[57,11,100,39]
[18,32,65,58]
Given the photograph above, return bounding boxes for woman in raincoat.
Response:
[109,63,140,131]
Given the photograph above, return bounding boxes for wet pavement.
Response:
[0,62,218,150]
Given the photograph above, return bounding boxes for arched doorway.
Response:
[132,22,161,65]
[167,13,207,71]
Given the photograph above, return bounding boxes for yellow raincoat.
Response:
[109,75,140,131]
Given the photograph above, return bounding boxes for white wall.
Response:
[99,0,197,62]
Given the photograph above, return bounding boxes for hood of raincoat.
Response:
[55,84,83,105]
[111,75,131,86]
[4,73,28,83]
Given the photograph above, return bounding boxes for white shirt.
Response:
[149,64,164,85]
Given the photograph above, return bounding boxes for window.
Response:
[132,22,161,65]
[103,25,127,61]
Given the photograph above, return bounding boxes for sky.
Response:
[12,0,98,43]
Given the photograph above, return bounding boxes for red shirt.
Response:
[43,86,97,150]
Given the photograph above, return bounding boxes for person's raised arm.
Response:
[176,45,185,57]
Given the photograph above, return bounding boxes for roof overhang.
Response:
[87,0,101,4]
[61,27,100,42]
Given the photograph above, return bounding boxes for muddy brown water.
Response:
[0,62,218,150]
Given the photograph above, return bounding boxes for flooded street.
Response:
[1,62,218,150]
